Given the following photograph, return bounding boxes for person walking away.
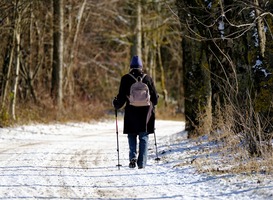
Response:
[113,55,158,169]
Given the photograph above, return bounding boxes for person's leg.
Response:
[137,132,149,168]
[127,134,137,168]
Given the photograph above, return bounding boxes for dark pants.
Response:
[127,132,149,168]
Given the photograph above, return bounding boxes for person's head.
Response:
[130,55,142,70]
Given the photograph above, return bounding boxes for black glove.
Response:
[112,97,119,109]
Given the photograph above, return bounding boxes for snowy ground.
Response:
[0,118,273,199]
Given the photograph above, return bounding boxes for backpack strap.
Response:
[128,73,146,82]
[128,73,137,82]
[142,74,147,80]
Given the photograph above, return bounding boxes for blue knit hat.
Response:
[130,56,143,68]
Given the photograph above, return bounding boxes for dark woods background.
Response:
[1,0,273,157]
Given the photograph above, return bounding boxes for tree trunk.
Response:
[136,0,142,57]
[254,0,266,58]
[52,0,64,109]
[1,34,15,110]
[182,37,212,137]
[64,0,87,101]
[27,2,37,103]
[132,0,142,58]
[10,3,21,120]
[157,45,168,106]
[176,0,212,137]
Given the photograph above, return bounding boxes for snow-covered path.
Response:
[0,120,184,199]
[0,119,273,199]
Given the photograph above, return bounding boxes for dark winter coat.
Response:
[113,69,158,134]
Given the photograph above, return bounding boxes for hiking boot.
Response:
[129,159,137,168]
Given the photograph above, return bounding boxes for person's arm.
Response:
[113,76,128,109]
[147,76,158,106]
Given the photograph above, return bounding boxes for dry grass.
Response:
[190,102,273,175]
[5,98,107,126]
[196,94,273,174]
[1,96,183,127]
[156,104,185,121]
[193,149,273,175]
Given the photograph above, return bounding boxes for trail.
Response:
[1,120,273,199]
[0,120,185,199]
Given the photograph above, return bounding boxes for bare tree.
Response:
[9,0,22,120]
[135,0,142,58]
[0,0,182,123]
[51,0,64,109]
[254,0,266,58]
[176,0,273,153]
[1,30,14,111]
[63,0,87,101]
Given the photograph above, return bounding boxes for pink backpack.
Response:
[127,74,151,107]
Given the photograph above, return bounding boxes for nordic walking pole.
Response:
[154,130,160,161]
[115,109,122,169]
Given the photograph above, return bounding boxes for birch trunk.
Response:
[254,0,266,58]
[10,5,21,120]
[64,0,87,99]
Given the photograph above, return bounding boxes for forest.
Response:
[1,0,273,159]
[0,0,183,123]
